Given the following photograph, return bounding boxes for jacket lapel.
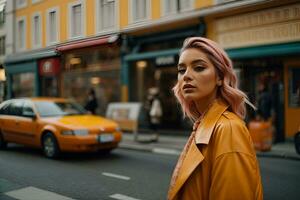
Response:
[168,140,204,200]
[168,100,229,200]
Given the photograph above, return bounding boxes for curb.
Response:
[120,143,300,160]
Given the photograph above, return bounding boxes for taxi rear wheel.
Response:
[0,132,7,149]
[42,132,60,159]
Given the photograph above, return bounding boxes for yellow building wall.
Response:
[152,0,161,20]
[119,0,129,29]
[195,0,214,9]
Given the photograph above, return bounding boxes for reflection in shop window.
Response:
[12,72,35,98]
[288,67,300,107]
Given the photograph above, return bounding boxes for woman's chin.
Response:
[183,93,197,101]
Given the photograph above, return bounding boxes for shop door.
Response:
[157,67,190,129]
[41,76,59,97]
[284,60,300,138]
[242,64,285,142]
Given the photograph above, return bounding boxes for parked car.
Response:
[294,125,300,155]
[0,98,122,158]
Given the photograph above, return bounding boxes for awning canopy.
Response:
[56,34,119,52]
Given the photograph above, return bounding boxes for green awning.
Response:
[226,42,300,59]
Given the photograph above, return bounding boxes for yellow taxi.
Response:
[0,98,122,158]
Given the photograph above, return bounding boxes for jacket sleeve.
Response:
[209,118,263,200]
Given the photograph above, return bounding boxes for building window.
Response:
[0,3,5,27]
[0,36,5,55]
[69,1,84,38]
[162,0,194,16]
[16,0,27,9]
[288,67,300,107]
[96,0,117,32]
[16,17,26,50]
[47,8,59,45]
[31,0,42,4]
[130,0,150,22]
[32,13,41,48]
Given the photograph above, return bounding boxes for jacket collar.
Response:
[168,99,229,200]
[195,99,229,145]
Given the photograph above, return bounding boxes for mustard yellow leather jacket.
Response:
[168,100,263,200]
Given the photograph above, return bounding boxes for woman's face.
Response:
[177,48,220,104]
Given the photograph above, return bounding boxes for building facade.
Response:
[4,0,300,138]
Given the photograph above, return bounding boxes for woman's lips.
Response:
[183,84,196,90]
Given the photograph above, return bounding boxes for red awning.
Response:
[56,35,118,52]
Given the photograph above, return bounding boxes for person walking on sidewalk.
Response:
[168,37,263,200]
[147,87,163,142]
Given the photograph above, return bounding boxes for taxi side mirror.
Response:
[23,111,37,119]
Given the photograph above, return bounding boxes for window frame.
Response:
[129,0,151,23]
[95,0,119,34]
[68,0,86,39]
[46,7,60,46]
[31,12,42,49]
[16,16,26,52]
[161,0,194,16]
[16,0,27,10]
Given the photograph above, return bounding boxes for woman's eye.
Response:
[194,66,205,72]
[177,68,186,74]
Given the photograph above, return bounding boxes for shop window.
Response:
[130,0,150,22]
[288,67,300,107]
[69,2,83,38]
[162,0,194,16]
[16,17,26,51]
[32,13,41,48]
[12,72,35,98]
[96,0,117,32]
[0,36,5,55]
[47,8,59,44]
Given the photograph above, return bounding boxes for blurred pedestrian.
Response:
[85,88,98,115]
[168,37,263,200]
[148,87,162,142]
[257,82,272,121]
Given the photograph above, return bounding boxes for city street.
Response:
[0,145,300,200]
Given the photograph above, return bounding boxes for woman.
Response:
[168,37,263,200]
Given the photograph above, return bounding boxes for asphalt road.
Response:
[0,145,300,200]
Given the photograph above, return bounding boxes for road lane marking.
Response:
[5,186,76,200]
[152,148,181,155]
[109,193,141,200]
[102,172,131,180]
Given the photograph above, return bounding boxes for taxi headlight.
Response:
[61,129,89,136]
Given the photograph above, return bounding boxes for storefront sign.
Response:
[216,3,300,48]
[155,56,175,66]
[39,58,60,76]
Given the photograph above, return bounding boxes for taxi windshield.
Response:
[34,101,87,117]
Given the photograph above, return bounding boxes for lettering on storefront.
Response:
[216,3,300,48]
[155,56,175,66]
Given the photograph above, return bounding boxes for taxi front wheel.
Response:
[42,132,60,159]
[0,132,7,149]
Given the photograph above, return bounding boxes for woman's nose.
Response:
[183,69,192,81]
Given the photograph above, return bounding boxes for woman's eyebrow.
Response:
[177,63,185,68]
[191,59,207,65]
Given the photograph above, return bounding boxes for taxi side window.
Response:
[0,102,11,115]
[9,101,24,116]
[22,101,35,117]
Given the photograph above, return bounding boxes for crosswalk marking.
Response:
[102,172,131,180]
[5,186,76,200]
[152,147,181,155]
[109,193,141,200]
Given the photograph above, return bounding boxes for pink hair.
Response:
[173,37,254,121]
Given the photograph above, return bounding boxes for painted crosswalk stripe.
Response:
[102,172,131,180]
[5,186,76,200]
[152,148,181,155]
[109,193,141,200]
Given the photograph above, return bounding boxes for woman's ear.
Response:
[217,79,222,86]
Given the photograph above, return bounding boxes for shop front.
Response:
[122,25,205,131]
[213,2,300,140]
[56,35,121,115]
[4,49,58,99]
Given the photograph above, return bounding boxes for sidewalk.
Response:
[119,132,300,160]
